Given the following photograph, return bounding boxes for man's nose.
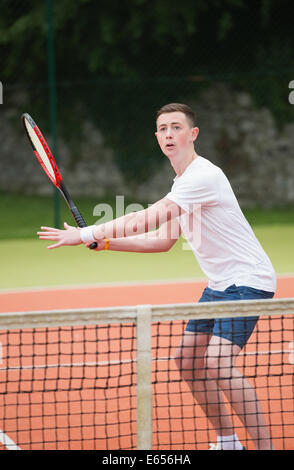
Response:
[166,128,173,138]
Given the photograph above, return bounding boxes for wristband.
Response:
[80,225,95,243]
[104,238,109,250]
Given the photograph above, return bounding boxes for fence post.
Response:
[46,0,60,228]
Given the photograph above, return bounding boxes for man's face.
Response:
[155,112,198,158]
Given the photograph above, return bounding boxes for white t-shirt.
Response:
[165,156,276,292]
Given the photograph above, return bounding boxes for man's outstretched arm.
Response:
[92,197,182,240]
[90,218,181,253]
[37,198,183,249]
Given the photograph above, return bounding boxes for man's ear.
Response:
[191,127,199,142]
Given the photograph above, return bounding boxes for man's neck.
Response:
[171,151,198,177]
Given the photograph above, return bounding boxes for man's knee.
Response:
[205,355,235,380]
[174,347,205,380]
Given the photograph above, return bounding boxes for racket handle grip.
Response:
[71,206,87,227]
[71,206,97,250]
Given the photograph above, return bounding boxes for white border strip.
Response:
[0,298,293,330]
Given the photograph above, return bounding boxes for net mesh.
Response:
[152,316,293,450]
[0,300,293,450]
[0,322,137,450]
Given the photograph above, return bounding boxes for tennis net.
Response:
[0,298,293,450]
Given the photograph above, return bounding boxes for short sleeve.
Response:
[165,172,218,213]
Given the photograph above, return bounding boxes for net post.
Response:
[136,305,153,450]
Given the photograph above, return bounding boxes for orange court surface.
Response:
[0,275,293,312]
[0,276,293,450]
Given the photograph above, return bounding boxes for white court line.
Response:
[0,358,135,370]
[2,273,294,295]
[0,430,21,450]
[0,273,293,294]
[0,277,207,294]
[0,349,286,371]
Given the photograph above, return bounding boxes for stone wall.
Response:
[193,85,294,207]
[1,84,293,207]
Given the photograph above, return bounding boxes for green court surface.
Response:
[1,225,293,290]
[1,193,293,289]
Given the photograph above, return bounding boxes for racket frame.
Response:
[22,113,97,249]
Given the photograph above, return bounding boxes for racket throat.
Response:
[58,182,87,228]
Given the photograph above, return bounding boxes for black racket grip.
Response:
[71,206,97,250]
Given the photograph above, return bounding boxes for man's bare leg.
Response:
[205,336,274,450]
[174,332,235,438]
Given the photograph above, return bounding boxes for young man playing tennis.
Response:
[38,103,276,450]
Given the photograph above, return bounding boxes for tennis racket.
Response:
[22,113,97,249]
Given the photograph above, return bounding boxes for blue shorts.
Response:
[186,284,275,349]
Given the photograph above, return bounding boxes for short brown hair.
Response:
[156,103,196,127]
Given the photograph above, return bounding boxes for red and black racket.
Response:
[22,113,97,249]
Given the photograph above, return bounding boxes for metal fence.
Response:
[1,1,294,212]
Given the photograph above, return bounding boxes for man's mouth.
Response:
[166,143,175,149]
